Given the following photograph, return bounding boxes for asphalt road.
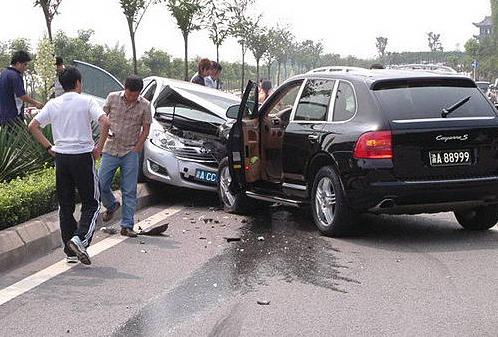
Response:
[1,187,498,337]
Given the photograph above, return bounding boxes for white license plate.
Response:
[429,149,472,167]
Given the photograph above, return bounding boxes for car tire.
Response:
[454,206,498,230]
[311,166,356,237]
[218,158,252,214]
[137,150,148,183]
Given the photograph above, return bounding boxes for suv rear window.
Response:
[373,79,496,120]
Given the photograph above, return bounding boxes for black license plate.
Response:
[195,169,218,184]
[429,149,473,167]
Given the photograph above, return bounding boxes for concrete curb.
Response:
[0,183,158,273]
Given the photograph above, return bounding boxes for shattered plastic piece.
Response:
[214,220,220,224]
[138,222,169,236]
[199,237,207,240]
[257,236,265,241]
[257,300,271,305]
[203,218,214,224]
[213,283,218,287]
[140,249,147,253]
[101,227,117,235]
[182,230,187,233]
[239,249,244,252]
[139,241,145,245]
[225,237,241,242]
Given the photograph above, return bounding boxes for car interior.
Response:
[242,80,304,185]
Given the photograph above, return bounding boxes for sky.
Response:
[0,0,492,64]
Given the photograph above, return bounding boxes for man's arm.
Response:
[28,119,54,157]
[93,114,110,159]
[133,123,150,153]
[20,95,43,109]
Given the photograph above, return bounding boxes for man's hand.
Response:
[47,148,56,158]
[133,144,144,153]
[35,102,44,110]
[93,146,103,160]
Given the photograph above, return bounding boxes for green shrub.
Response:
[0,160,123,230]
[0,167,57,230]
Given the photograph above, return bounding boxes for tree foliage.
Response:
[206,0,230,63]
[34,37,56,102]
[376,36,388,59]
[119,0,155,74]
[427,32,443,52]
[166,0,204,80]
[33,0,63,41]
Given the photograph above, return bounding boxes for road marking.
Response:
[0,205,183,307]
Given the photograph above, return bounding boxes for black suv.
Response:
[218,70,498,236]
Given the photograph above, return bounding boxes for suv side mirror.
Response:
[226,104,240,119]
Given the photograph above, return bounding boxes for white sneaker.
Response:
[67,236,91,265]
[66,256,78,264]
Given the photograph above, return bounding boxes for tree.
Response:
[272,25,294,84]
[427,32,443,52]
[119,0,155,74]
[247,24,269,83]
[140,48,172,77]
[228,0,255,91]
[33,0,63,41]
[376,36,388,60]
[491,0,498,45]
[263,27,277,80]
[166,0,204,81]
[34,37,56,102]
[206,0,230,64]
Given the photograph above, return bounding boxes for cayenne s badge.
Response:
[436,134,469,142]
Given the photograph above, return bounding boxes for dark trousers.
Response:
[55,152,100,256]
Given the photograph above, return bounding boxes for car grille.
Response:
[173,147,217,164]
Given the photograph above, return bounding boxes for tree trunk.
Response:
[267,61,271,80]
[277,62,281,85]
[45,19,52,42]
[241,44,245,93]
[283,62,287,82]
[41,3,53,42]
[183,34,189,81]
[256,60,260,84]
[130,31,138,75]
[216,45,220,64]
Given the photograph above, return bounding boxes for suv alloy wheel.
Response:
[311,166,357,236]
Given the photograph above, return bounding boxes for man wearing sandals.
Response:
[99,76,151,237]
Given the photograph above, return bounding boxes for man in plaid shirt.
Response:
[99,76,152,237]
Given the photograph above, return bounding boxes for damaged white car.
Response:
[140,77,240,191]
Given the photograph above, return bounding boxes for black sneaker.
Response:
[68,236,91,265]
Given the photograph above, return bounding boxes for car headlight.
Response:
[150,128,183,151]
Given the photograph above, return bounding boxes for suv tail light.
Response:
[353,131,393,159]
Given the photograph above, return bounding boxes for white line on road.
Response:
[0,205,183,307]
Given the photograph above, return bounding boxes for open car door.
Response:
[227,81,260,193]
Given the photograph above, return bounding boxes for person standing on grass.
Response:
[0,50,43,125]
[99,76,151,238]
[28,66,109,265]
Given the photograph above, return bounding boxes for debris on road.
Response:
[241,219,248,223]
[140,249,147,254]
[225,237,241,242]
[138,222,169,236]
[101,227,117,235]
[199,237,207,240]
[257,236,265,241]
[257,300,271,305]
[139,240,145,245]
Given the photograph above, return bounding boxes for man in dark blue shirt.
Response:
[0,51,43,125]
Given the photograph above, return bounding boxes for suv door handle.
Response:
[308,134,319,141]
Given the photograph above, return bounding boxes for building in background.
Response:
[473,16,493,40]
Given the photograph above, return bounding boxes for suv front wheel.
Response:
[454,206,498,230]
[311,166,356,237]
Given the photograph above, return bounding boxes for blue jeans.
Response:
[99,151,139,229]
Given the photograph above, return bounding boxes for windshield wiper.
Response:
[441,96,471,118]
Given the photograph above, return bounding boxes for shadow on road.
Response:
[341,212,498,253]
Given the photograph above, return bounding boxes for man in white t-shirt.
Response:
[28,66,109,265]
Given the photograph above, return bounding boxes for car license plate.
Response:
[429,149,472,167]
[195,169,218,184]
